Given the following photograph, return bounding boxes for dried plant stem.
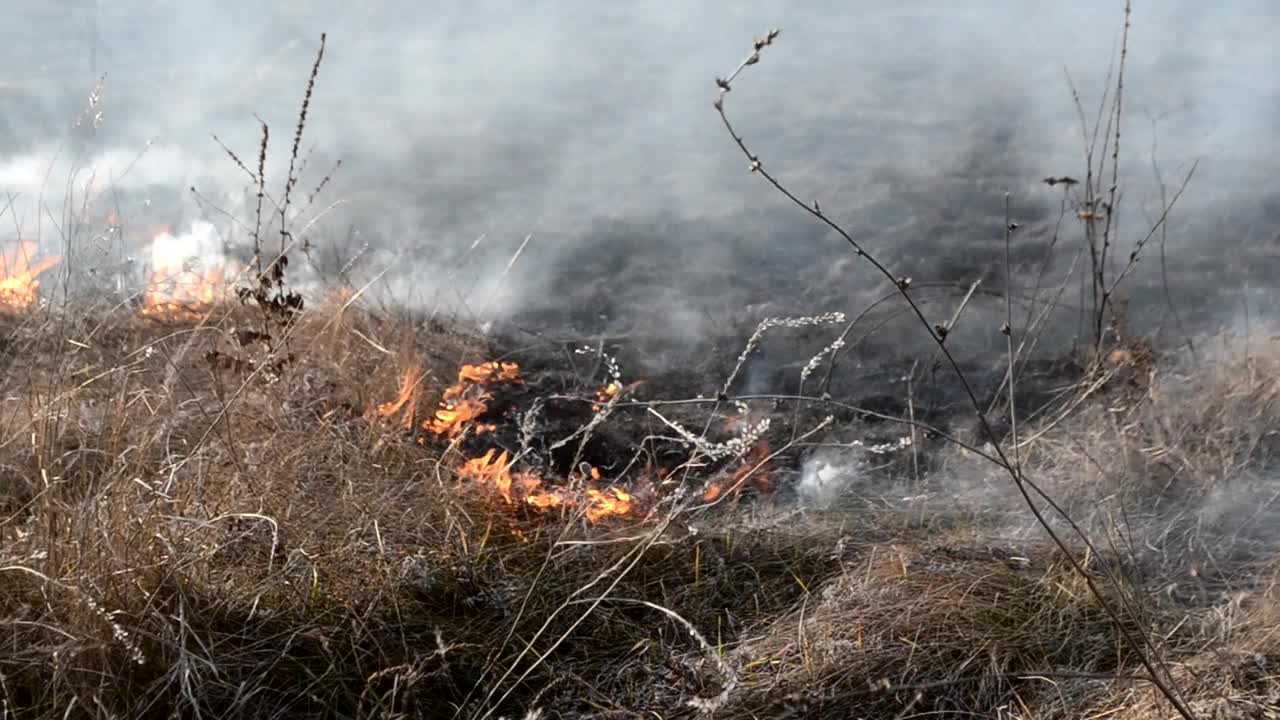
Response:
[712,28,1197,720]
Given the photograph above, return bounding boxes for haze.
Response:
[2,1,1277,368]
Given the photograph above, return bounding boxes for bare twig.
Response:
[710,29,1197,720]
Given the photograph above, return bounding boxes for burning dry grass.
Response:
[0,240,60,312]
[2,301,1280,719]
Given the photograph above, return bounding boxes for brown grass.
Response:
[2,300,1280,719]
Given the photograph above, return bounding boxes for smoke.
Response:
[5,1,1280,598]
[150,219,225,277]
[2,1,1278,373]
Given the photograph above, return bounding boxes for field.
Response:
[5,8,1280,720]
[4,281,1280,720]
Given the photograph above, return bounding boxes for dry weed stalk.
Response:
[711,20,1197,720]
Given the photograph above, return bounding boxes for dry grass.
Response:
[0,295,1277,719]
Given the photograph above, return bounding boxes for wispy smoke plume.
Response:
[2,1,1277,371]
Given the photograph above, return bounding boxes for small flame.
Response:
[375,360,639,523]
[458,361,520,385]
[375,361,523,440]
[376,364,423,431]
[456,448,635,523]
[428,398,491,438]
[584,487,632,522]
[428,362,521,438]
[459,449,521,504]
[593,381,620,411]
[0,241,60,311]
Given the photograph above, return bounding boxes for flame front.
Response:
[0,241,60,311]
[456,449,635,523]
[429,362,520,438]
[376,361,521,440]
[141,223,233,319]
[376,360,639,524]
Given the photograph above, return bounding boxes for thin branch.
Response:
[710,29,1197,720]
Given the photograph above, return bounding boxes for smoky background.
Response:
[1,0,1277,388]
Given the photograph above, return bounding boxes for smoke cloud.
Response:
[3,1,1278,380]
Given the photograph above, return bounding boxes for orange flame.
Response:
[455,448,635,523]
[429,398,492,438]
[376,364,423,431]
[457,361,520,385]
[140,264,228,319]
[375,361,523,441]
[459,449,521,504]
[701,438,773,504]
[375,360,638,523]
[584,487,633,522]
[140,226,233,319]
[428,362,521,438]
[0,241,61,311]
[592,381,620,412]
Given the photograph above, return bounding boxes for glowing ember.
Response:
[734,439,774,494]
[0,241,60,311]
[593,381,620,411]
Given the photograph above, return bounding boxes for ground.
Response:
[2,293,1279,720]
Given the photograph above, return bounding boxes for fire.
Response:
[429,398,493,438]
[584,487,633,522]
[429,361,521,438]
[458,449,523,504]
[457,361,520,385]
[701,438,773,504]
[375,361,523,440]
[140,222,234,319]
[455,448,635,523]
[141,264,229,319]
[376,364,423,431]
[735,438,773,494]
[593,381,620,412]
[375,360,639,524]
[0,241,60,311]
